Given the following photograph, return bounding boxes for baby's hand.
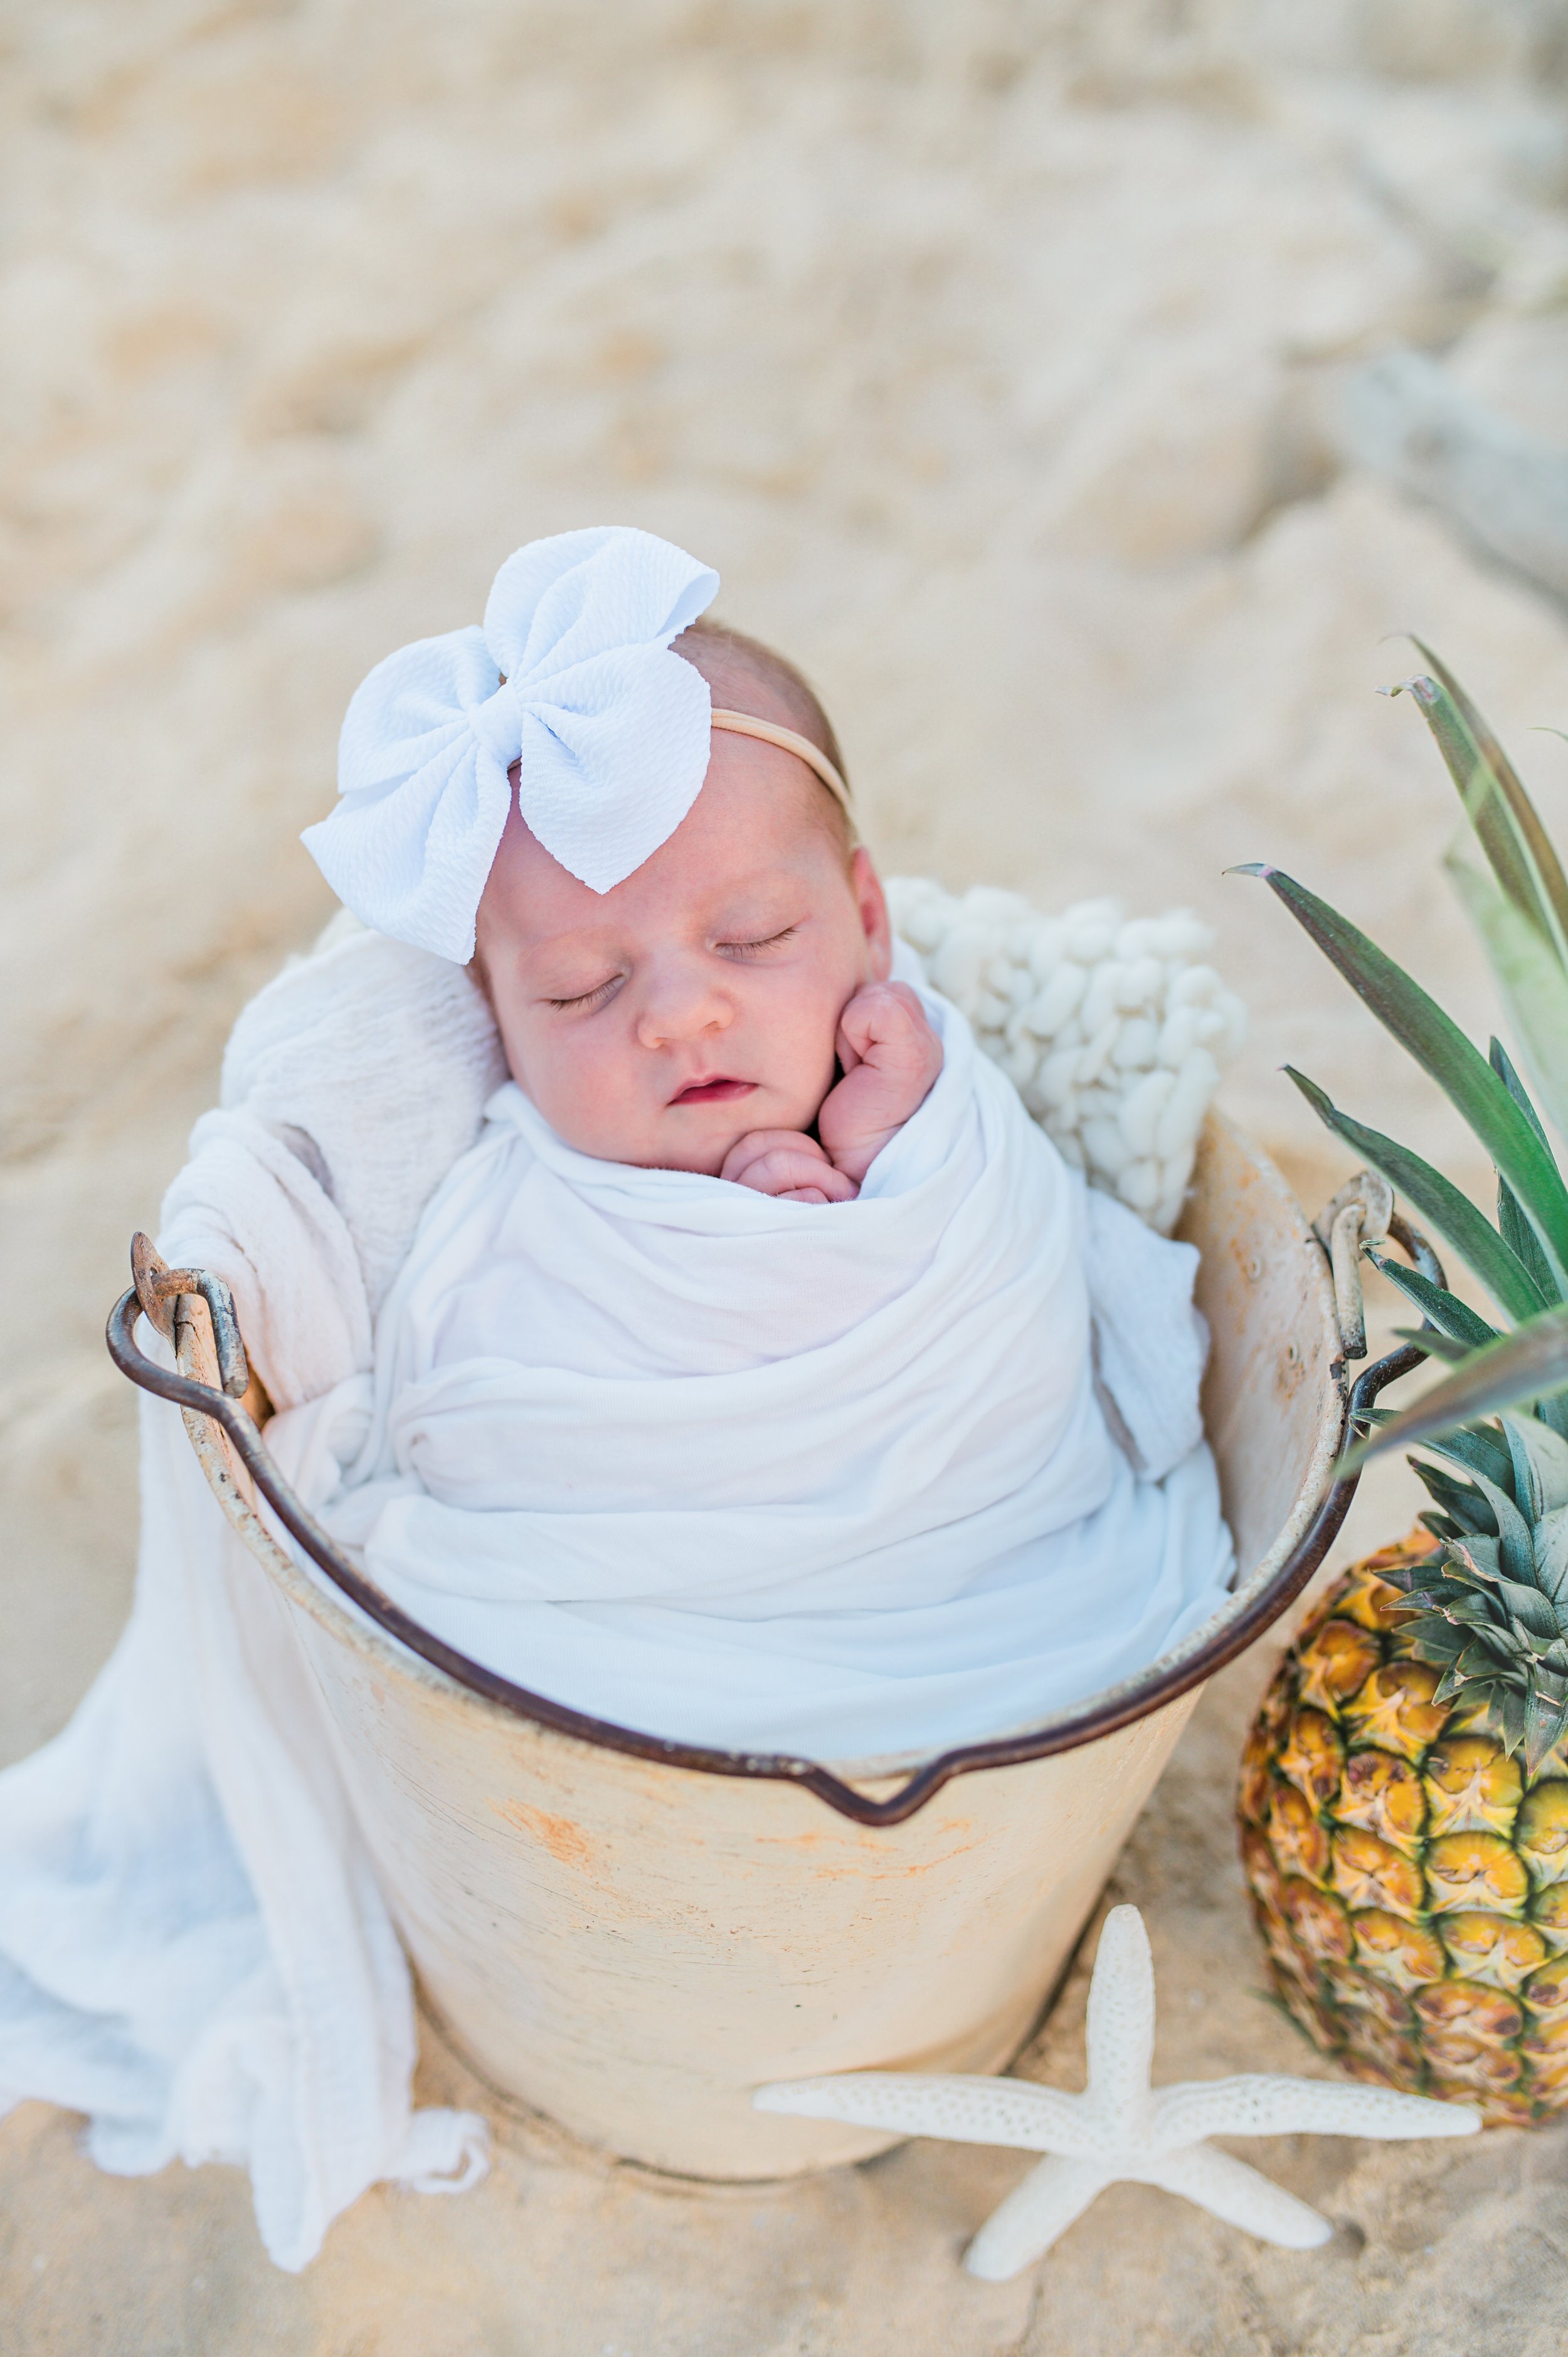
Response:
[817,981,943,1185]
[721,1130,859,1206]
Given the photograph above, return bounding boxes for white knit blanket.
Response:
[0,887,1244,2270]
[886,881,1246,1236]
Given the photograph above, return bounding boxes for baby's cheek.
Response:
[757,986,845,1127]
[516,1030,623,1158]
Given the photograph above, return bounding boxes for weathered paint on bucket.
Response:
[117,1113,1366,2179]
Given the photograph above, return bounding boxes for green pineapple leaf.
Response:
[1503,1410,1568,1512]
[1419,1512,1466,1547]
[1502,1585,1562,1647]
[1533,1504,1568,1607]
[1449,1531,1504,1583]
[1394,657,1568,962]
[1394,1327,1473,1363]
[1498,1173,1559,1306]
[1416,1423,1515,1489]
[1285,1068,1549,1322]
[1491,1037,1553,1145]
[1367,1251,1500,1350]
[1538,1397,1568,1445]
[1405,644,1568,948]
[1492,1043,1562,1302]
[1523,1686,1568,1778]
[1449,846,1568,1155]
[1412,1458,1492,1536]
[1343,1306,1568,1466]
[1237,863,1568,1288]
[1466,1469,1537,1585]
[1503,1417,1545,1523]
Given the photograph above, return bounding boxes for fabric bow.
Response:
[302,526,721,961]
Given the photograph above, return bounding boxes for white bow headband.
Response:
[301,526,850,964]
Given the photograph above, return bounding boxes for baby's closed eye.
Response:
[544,972,623,1011]
[716,925,800,959]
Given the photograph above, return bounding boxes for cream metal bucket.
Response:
[109,1112,1418,2179]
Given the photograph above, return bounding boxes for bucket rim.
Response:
[106,1153,1429,1828]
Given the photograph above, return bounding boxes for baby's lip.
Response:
[670,1076,756,1106]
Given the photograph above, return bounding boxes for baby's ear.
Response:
[852,848,893,980]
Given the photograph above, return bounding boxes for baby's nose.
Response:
[635,964,733,1048]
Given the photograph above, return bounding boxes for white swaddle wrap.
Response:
[269,976,1234,1758]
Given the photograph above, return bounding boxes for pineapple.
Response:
[1239,1532,1568,2126]
[1238,652,1568,2120]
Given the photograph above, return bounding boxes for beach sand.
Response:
[4,4,1568,2347]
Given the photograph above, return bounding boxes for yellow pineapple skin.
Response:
[1238,1533,1568,2126]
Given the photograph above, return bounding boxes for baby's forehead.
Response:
[487,812,832,960]
[529,855,818,943]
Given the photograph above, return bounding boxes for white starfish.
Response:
[755,1905,1480,2279]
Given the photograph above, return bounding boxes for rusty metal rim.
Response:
[105,1223,1434,1829]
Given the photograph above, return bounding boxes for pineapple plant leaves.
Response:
[1236,655,1568,1462]
[1340,1310,1568,1467]
[1446,845,1568,1152]
[1491,1036,1550,1146]
[1366,1252,1498,1352]
[1282,1067,1549,1322]
[1237,863,1568,1290]
[1395,650,1568,965]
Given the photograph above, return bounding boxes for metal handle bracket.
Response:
[1313,1169,1396,1359]
[130,1230,251,1398]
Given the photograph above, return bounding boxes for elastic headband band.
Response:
[480,697,850,811]
[710,709,852,813]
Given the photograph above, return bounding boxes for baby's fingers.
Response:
[837,980,938,1072]
[721,1128,829,1187]
[749,1152,857,1201]
[726,1142,857,1201]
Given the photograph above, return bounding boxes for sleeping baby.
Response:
[0,524,1243,2277]
[285,526,1235,1757]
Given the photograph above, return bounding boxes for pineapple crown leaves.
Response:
[1232,858,1568,1300]
[1369,1250,1500,1354]
[1391,1410,1568,1772]
[1236,659,1568,1460]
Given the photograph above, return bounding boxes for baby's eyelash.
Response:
[546,930,795,1006]
[547,976,621,1011]
[719,926,798,957]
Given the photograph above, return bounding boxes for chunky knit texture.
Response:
[887,880,1247,1235]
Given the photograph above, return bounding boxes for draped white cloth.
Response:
[0,927,506,2274]
[273,976,1236,1758]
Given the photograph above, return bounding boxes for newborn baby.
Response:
[287,526,1236,1757]
[474,616,940,1206]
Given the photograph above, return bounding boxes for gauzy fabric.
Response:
[301,526,720,959]
[0,927,506,2274]
[273,975,1235,1757]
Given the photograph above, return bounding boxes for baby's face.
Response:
[474,734,891,1174]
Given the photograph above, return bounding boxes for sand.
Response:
[4,1,1568,2348]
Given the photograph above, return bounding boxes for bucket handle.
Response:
[1311,1168,1396,1361]
[106,1218,1434,1828]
